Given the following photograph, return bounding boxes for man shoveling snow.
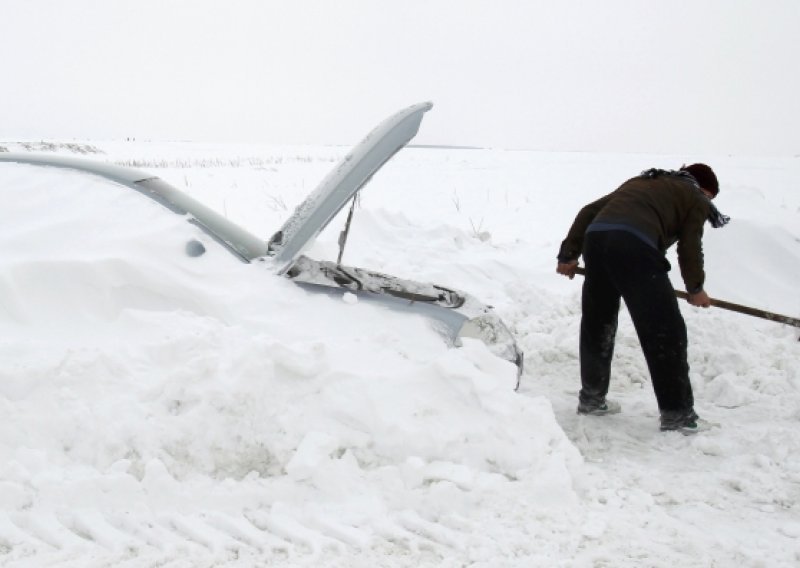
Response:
[556,164,729,433]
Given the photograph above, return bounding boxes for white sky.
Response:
[1,0,798,155]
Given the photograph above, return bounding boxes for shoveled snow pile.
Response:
[0,142,798,567]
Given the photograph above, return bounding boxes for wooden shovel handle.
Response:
[573,266,800,329]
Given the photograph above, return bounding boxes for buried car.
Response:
[0,102,524,384]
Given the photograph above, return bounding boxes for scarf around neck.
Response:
[640,168,730,228]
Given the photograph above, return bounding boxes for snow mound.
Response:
[0,162,583,564]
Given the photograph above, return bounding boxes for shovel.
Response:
[573,266,800,332]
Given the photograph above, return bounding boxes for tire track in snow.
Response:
[0,507,471,565]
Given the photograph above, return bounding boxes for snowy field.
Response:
[0,140,798,567]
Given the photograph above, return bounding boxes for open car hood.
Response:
[266,101,433,274]
[0,102,524,384]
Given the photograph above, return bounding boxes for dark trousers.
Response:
[579,230,694,415]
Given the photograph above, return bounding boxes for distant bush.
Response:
[114,155,337,169]
[18,141,103,154]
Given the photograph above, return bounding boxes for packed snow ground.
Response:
[0,140,798,567]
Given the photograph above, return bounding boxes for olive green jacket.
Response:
[558,173,710,293]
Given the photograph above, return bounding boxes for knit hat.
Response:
[680,163,719,196]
